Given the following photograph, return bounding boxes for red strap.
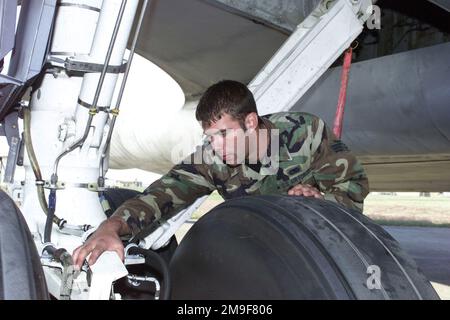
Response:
[333,47,353,139]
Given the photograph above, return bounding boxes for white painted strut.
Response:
[250,0,375,115]
[21,0,139,299]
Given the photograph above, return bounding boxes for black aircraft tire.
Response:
[102,188,141,217]
[0,191,49,300]
[169,195,440,300]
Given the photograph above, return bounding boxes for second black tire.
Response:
[169,195,439,300]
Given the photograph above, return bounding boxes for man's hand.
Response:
[72,217,130,271]
[288,184,324,199]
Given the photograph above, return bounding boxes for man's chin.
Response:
[226,163,240,168]
[223,159,238,167]
[223,157,245,167]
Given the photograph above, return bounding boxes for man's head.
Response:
[196,80,262,165]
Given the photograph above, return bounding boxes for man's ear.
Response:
[244,112,259,132]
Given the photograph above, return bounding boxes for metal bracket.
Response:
[56,2,101,13]
[77,98,109,112]
[124,254,146,266]
[86,182,107,192]
[43,180,106,192]
[17,132,25,166]
[124,243,146,265]
[65,58,127,74]
[1,111,21,183]
[43,180,67,190]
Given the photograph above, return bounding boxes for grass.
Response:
[364,193,450,228]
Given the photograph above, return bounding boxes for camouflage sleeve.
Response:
[308,117,369,212]
[111,155,216,237]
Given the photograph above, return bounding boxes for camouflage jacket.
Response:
[112,112,369,238]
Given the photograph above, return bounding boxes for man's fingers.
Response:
[288,189,301,195]
[109,241,125,261]
[74,246,88,268]
[289,187,308,196]
[88,247,105,266]
[288,183,324,198]
[304,190,317,197]
[304,189,322,197]
[73,243,95,269]
[290,184,314,192]
[302,189,311,196]
[77,250,89,269]
[72,246,85,270]
[72,246,81,264]
[115,247,125,262]
[289,185,305,195]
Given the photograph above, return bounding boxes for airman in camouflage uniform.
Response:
[73,80,369,269]
[113,111,369,238]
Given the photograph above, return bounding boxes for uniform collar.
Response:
[260,117,292,162]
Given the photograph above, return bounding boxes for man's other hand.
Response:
[288,184,324,199]
[72,217,129,271]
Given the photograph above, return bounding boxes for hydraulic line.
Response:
[97,0,149,217]
[98,0,149,182]
[52,0,128,182]
[23,107,62,225]
[24,107,90,236]
[44,189,56,243]
[128,246,171,300]
[26,98,80,301]
[333,44,355,139]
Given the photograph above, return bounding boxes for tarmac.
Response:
[384,226,450,300]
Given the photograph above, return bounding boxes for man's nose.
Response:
[210,135,224,150]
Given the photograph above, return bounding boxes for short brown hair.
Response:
[195,80,257,127]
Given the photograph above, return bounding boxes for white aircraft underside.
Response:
[110,0,450,191]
